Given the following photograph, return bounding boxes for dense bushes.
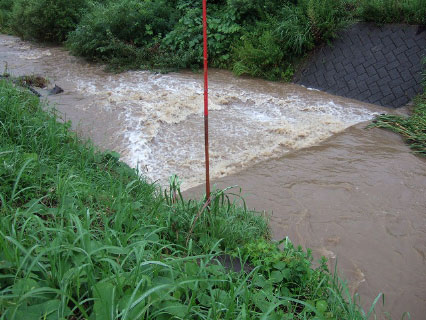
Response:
[163,4,241,69]
[231,0,353,80]
[10,0,88,42]
[67,0,180,70]
[0,0,424,77]
[232,20,289,80]
[0,0,13,32]
[301,0,354,43]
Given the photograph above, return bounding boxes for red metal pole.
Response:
[203,0,210,200]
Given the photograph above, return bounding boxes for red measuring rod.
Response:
[203,0,210,200]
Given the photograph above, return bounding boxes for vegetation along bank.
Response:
[370,90,426,156]
[0,0,425,80]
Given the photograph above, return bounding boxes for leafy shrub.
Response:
[227,0,295,22]
[243,238,330,297]
[161,6,203,68]
[162,4,241,68]
[232,21,287,80]
[0,0,14,31]
[67,0,178,69]
[11,0,88,42]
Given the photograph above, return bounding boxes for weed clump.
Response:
[17,75,49,88]
[369,92,426,156]
[360,0,426,25]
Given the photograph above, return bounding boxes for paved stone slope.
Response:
[296,23,426,108]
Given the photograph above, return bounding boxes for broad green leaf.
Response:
[197,292,211,306]
[184,262,198,276]
[281,268,291,280]
[253,274,267,288]
[118,290,146,319]
[12,278,39,296]
[205,263,225,276]
[93,281,115,320]
[211,289,229,304]
[273,261,286,270]
[160,301,188,317]
[253,292,271,313]
[10,300,70,320]
[270,270,284,283]
[280,286,291,297]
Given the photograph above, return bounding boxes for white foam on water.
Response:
[306,87,321,92]
[0,37,52,60]
[0,36,378,189]
[18,49,52,60]
[69,71,378,190]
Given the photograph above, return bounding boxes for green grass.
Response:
[359,0,426,25]
[0,79,387,319]
[369,92,426,156]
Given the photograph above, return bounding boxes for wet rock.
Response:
[48,85,64,95]
[197,254,254,274]
[27,86,41,97]
[213,254,254,274]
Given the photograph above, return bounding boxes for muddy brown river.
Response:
[1,35,425,319]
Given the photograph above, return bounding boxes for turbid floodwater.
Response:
[188,125,426,319]
[1,34,425,319]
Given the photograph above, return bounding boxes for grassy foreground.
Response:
[0,80,385,319]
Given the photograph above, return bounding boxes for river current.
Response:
[1,35,425,319]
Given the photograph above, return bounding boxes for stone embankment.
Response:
[296,23,426,108]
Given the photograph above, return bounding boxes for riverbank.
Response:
[1,0,425,80]
[0,79,384,319]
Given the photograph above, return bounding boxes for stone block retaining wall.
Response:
[296,23,426,108]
